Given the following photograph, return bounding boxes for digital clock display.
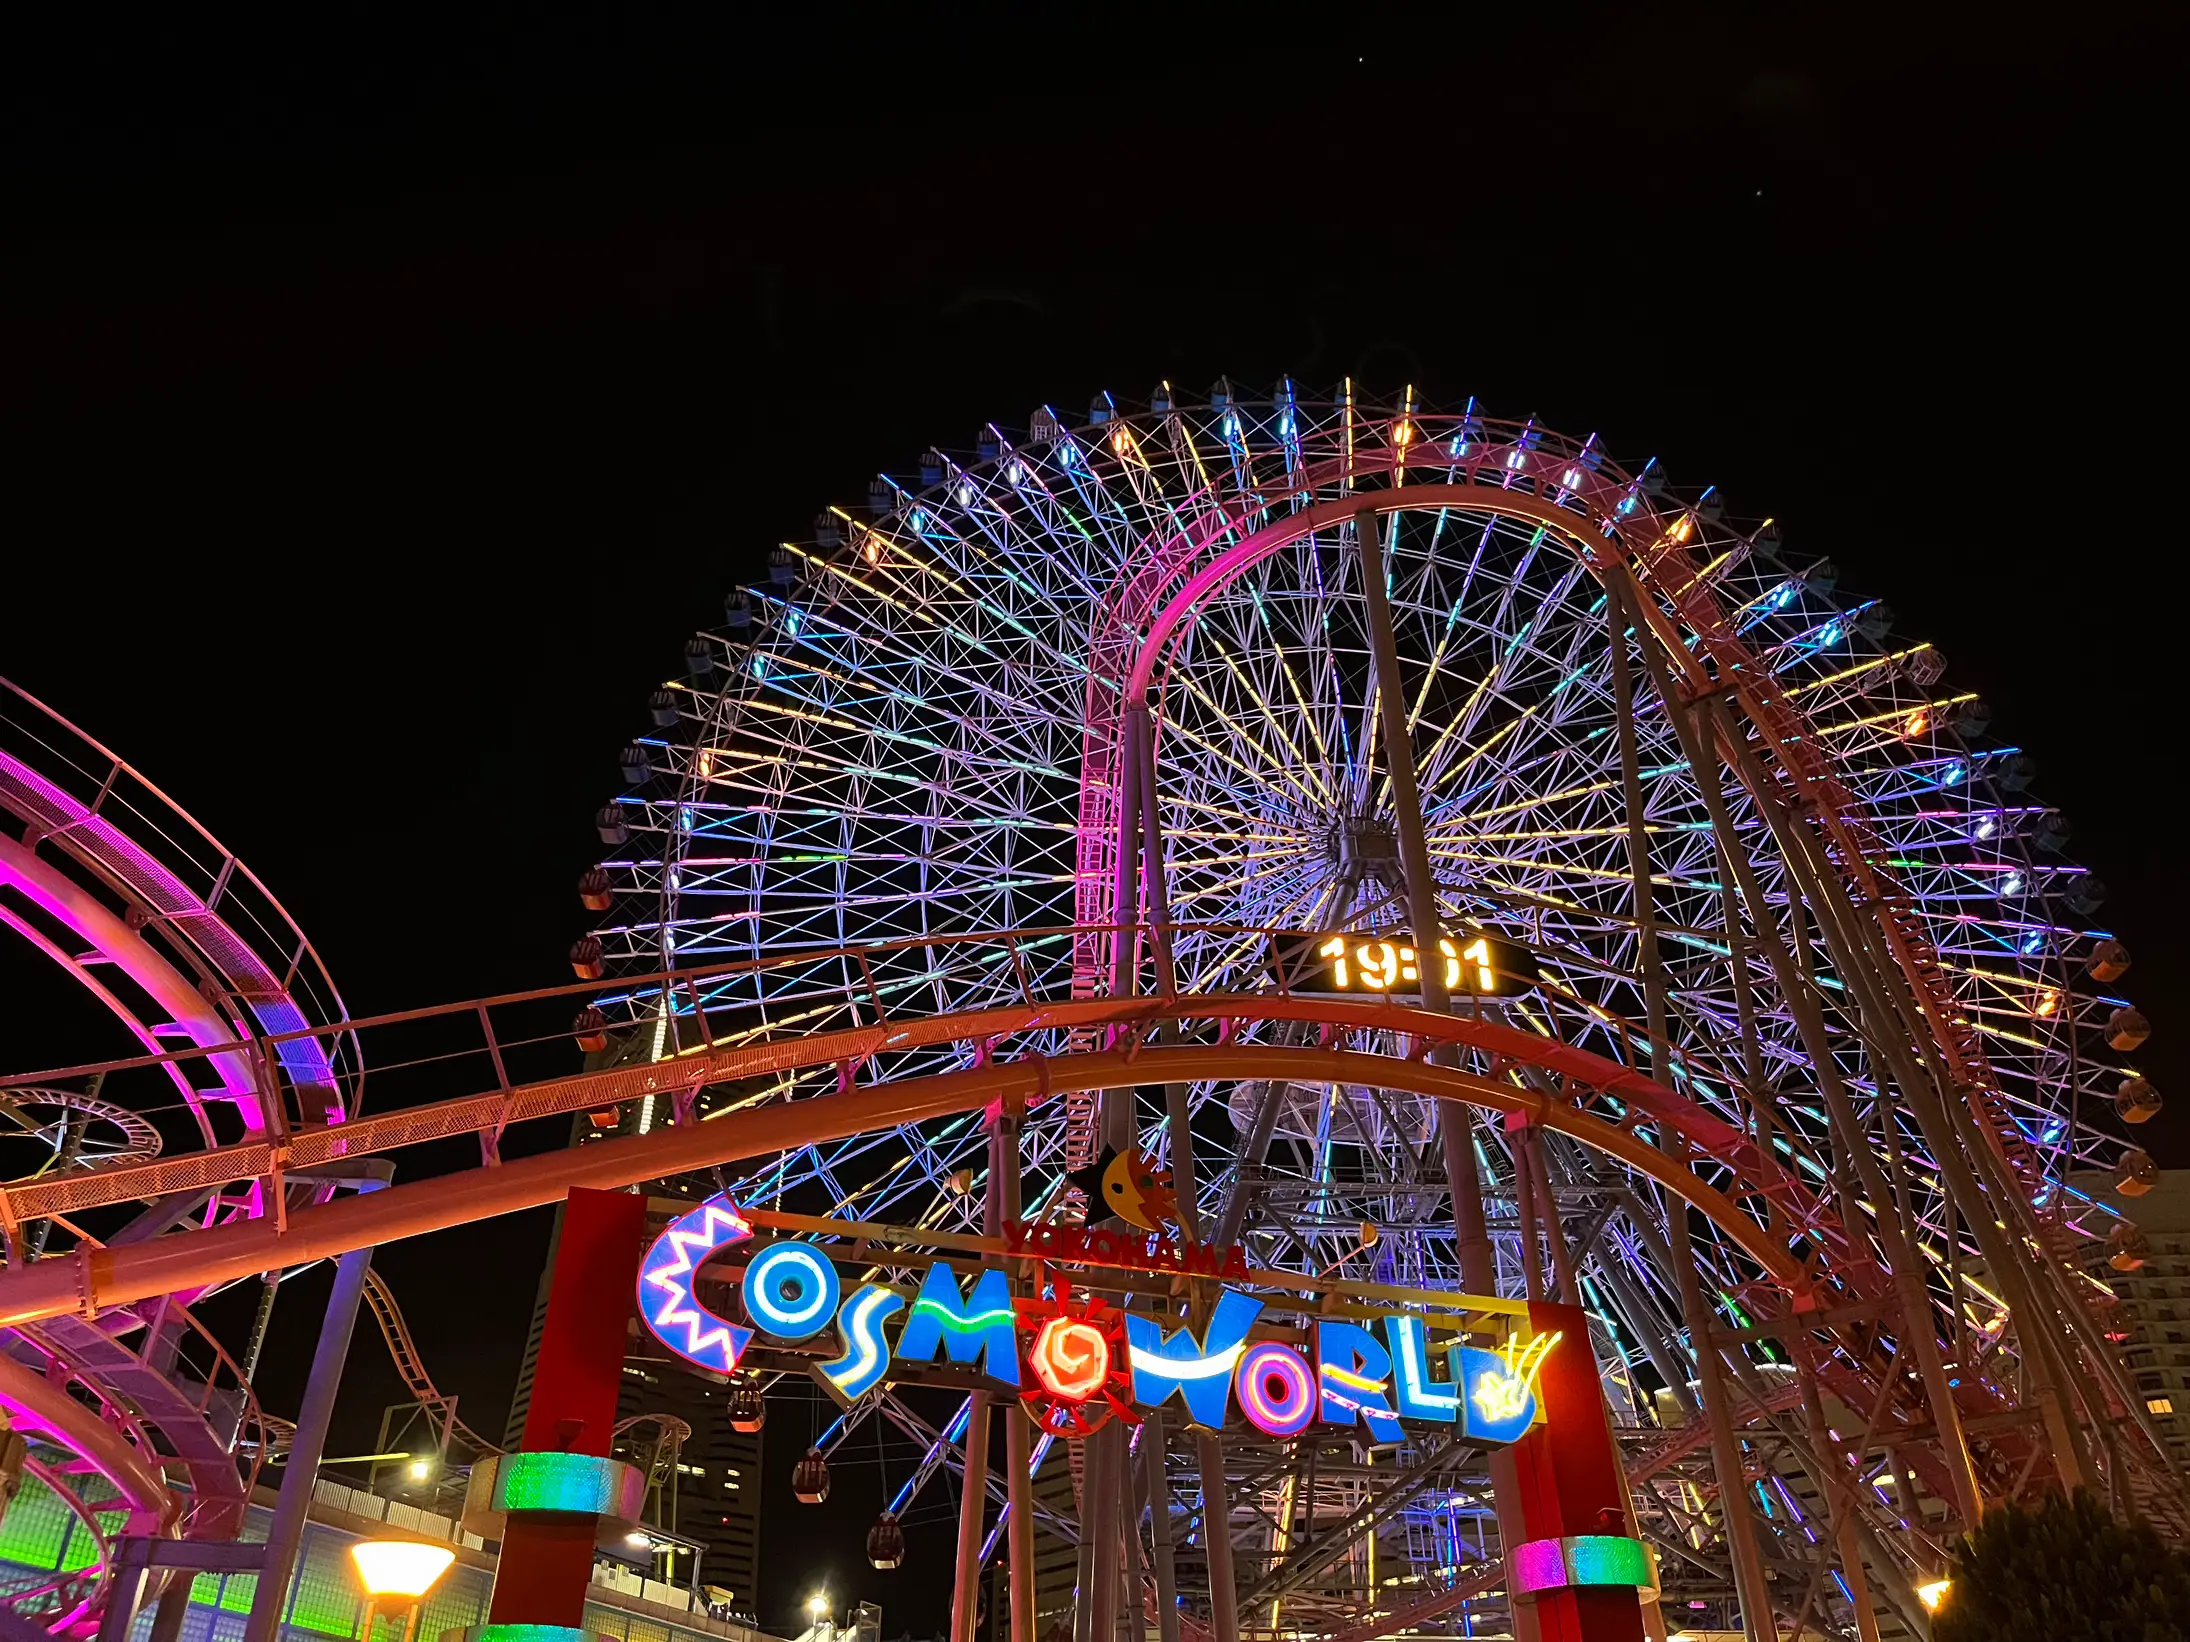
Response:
[1270,928,1538,998]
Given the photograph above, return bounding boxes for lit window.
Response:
[2150,1397,2176,1415]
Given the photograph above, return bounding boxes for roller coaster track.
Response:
[358,1268,500,1459]
[0,930,2179,1542]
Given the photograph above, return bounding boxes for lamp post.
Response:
[351,1540,457,1642]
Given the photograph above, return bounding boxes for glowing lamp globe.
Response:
[349,1540,457,1601]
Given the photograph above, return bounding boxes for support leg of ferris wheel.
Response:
[1358,501,1564,1642]
[997,1103,1038,1642]
[1602,571,1775,1639]
[1639,642,1989,1530]
[1705,671,2100,1494]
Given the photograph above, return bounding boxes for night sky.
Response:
[2,10,2180,1635]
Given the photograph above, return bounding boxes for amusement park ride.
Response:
[0,385,2176,1642]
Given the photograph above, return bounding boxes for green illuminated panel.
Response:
[0,1474,129,1574]
[492,1452,629,1516]
[1564,1534,1651,1587]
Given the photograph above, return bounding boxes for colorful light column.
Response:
[1502,1301,1650,1642]
[483,1189,649,1636]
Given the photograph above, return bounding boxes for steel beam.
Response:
[242,1243,372,1642]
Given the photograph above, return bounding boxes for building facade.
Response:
[2076,1167,2190,1473]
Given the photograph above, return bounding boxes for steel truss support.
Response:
[1118,697,1243,1642]
[1357,502,1570,1642]
[241,1243,373,1642]
[1234,1442,1461,1606]
[1605,574,1776,1640]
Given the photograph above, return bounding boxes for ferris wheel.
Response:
[580,383,2171,1632]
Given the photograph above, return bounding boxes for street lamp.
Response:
[350,1539,457,1642]
[1916,1577,1952,1612]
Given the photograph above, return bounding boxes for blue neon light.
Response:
[742,1242,840,1341]
[894,1265,1020,1387]
[1383,1315,1460,1423]
[818,1282,905,1401]
[1125,1289,1262,1428]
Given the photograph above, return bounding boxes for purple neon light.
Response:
[0,745,342,1120]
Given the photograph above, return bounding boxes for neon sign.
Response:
[896,1264,1021,1387]
[636,1196,755,1375]
[1125,1289,1261,1428]
[1317,1321,1404,1442]
[741,1243,840,1340]
[1030,1317,1111,1401]
[1470,1332,1562,1430]
[1235,1342,1316,1437]
[818,1283,904,1403]
[635,1195,1558,1441]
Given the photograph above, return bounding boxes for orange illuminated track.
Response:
[0,971,1831,1321]
[0,927,2107,1532]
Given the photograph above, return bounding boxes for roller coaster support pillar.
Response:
[953,1117,1013,1642]
[1141,1413,1180,1642]
[950,1396,993,1642]
[486,1188,648,1628]
[243,1242,374,1642]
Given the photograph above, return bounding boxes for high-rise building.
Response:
[505,1166,767,1614]
[2075,1167,2190,1473]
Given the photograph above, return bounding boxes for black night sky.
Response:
[1,9,2180,1635]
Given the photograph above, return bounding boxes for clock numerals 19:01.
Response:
[1316,934,1494,993]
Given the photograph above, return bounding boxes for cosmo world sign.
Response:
[636,1194,1559,1445]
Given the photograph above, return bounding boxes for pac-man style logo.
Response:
[1065,1145,1178,1233]
[637,1194,756,1375]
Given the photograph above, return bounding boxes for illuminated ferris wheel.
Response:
[580,383,2173,1633]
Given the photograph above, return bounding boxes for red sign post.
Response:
[485,1189,649,1629]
